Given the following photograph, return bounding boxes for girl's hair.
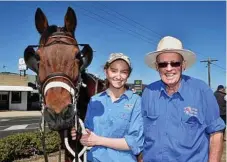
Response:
[104,59,132,89]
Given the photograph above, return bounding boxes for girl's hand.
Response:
[80,129,100,147]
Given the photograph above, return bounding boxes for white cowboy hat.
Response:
[145,36,196,70]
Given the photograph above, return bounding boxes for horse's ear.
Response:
[35,8,49,34]
[64,7,77,34]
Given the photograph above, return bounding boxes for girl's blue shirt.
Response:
[84,89,144,162]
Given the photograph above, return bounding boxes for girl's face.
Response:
[105,59,130,89]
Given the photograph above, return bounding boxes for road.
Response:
[0,116,43,138]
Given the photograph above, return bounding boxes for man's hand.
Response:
[209,132,224,162]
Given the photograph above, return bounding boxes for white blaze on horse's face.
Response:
[105,60,130,89]
[156,52,186,89]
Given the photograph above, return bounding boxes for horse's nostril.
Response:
[44,107,57,123]
[61,104,74,120]
[45,107,56,116]
[61,106,69,115]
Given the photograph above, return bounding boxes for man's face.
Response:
[156,52,186,87]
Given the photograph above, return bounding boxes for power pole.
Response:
[200,58,218,87]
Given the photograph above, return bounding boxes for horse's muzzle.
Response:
[44,104,76,131]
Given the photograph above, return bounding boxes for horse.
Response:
[24,7,105,162]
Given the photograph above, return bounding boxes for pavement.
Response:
[0,110,42,118]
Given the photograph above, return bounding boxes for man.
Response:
[142,36,225,162]
[214,85,226,140]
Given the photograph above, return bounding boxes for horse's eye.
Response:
[75,52,83,60]
[35,53,40,61]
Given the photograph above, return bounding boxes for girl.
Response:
[72,53,143,162]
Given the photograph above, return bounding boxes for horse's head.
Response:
[24,7,93,131]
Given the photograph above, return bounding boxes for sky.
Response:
[0,1,226,91]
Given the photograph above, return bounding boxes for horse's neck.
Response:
[82,73,105,97]
[76,72,104,120]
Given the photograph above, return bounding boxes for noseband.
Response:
[41,72,82,105]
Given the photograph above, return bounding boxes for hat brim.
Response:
[145,49,196,70]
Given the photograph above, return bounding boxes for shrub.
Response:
[0,130,61,162]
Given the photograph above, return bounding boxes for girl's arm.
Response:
[80,129,130,150]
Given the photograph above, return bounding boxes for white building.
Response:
[0,72,38,111]
[0,86,33,110]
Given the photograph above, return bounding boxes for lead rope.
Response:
[64,118,92,162]
[40,96,49,162]
[40,101,62,162]
[64,74,93,162]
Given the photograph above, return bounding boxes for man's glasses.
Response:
[157,61,182,68]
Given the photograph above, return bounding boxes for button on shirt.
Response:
[141,75,226,162]
[84,89,144,162]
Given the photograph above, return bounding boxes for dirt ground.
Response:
[14,141,226,162]
[14,151,65,162]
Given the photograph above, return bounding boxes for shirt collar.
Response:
[177,75,186,99]
[159,81,167,98]
[99,89,108,96]
[99,88,133,99]
[159,75,186,100]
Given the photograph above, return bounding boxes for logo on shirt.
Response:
[184,106,198,116]
[124,104,133,110]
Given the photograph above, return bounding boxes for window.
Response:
[11,92,21,103]
[1,94,8,101]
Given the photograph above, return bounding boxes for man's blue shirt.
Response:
[141,75,225,162]
[84,89,144,162]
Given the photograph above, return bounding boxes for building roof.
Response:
[0,86,33,91]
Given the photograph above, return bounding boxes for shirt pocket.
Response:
[143,114,159,141]
[111,111,131,137]
[178,115,204,148]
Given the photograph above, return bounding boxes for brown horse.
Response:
[24,7,105,162]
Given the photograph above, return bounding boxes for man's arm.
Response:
[209,131,224,162]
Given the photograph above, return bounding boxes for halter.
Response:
[41,72,81,103]
[37,28,90,162]
[37,28,84,113]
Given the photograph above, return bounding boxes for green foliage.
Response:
[0,130,61,162]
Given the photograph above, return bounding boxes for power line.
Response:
[92,2,163,40]
[74,4,157,45]
[77,9,156,45]
[212,63,226,72]
[74,4,226,73]
[92,3,226,72]
[195,51,226,70]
